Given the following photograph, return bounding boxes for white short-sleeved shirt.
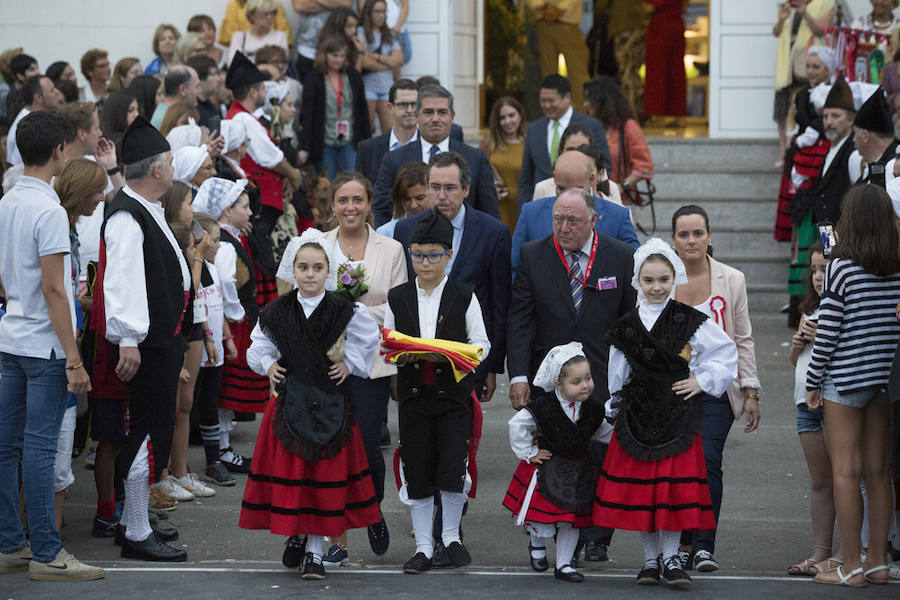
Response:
[0,176,76,359]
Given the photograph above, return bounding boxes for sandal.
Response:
[787,558,818,576]
[813,565,867,587]
[811,557,842,575]
[863,564,889,584]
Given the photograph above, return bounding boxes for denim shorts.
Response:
[821,375,891,408]
[364,89,389,102]
[796,402,825,433]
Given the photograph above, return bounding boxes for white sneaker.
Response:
[176,472,216,497]
[28,549,105,581]
[154,477,195,502]
[0,546,32,573]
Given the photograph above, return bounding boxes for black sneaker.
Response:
[445,541,471,568]
[204,462,236,486]
[692,550,719,572]
[403,552,432,574]
[636,565,660,585]
[662,557,692,585]
[92,513,118,538]
[379,422,391,448]
[282,535,307,569]
[584,541,609,562]
[367,517,390,556]
[300,553,326,580]
[431,541,451,568]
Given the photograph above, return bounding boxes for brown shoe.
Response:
[149,486,177,511]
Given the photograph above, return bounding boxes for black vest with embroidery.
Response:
[604,300,708,461]
[388,278,475,403]
[220,228,259,326]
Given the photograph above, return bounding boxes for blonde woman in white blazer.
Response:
[322,171,408,562]
[671,205,761,573]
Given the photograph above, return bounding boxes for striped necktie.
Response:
[568,251,584,312]
[429,144,440,160]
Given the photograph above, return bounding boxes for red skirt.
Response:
[502,461,593,528]
[218,319,271,412]
[239,394,381,537]
[593,432,716,533]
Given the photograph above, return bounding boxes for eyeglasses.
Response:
[409,249,449,264]
[553,214,586,227]
[427,183,460,194]
[393,101,416,110]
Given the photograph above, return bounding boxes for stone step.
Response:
[649,171,780,199]
[747,290,787,314]
[724,256,790,290]
[647,137,780,170]
[630,197,779,234]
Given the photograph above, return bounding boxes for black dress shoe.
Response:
[115,523,178,545]
[431,541,451,568]
[282,535,307,569]
[528,544,549,572]
[584,541,608,562]
[636,566,660,585]
[120,532,187,562]
[554,566,584,582]
[300,553,326,580]
[367,517,390,555]
[445,541,471,567]
[402,552,432,574]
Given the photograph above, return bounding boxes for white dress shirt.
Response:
[231,110,284,169]
[198,259,225,367]
[215,223,246,323]
[389,127,418,151]
[246,291,379,377]
[221,154,247,178]
[103,186,191,347]
[546,106,574,158]
[6,107,30,166]
[445,204,466,274]
[382,274,491,357]
[420,136,450,164]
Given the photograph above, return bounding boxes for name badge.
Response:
[596,276,617,291]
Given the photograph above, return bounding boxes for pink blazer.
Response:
[324,225,408,379]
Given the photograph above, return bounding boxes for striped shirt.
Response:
[806,258,900,394]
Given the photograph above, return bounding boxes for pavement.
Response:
[4,313,899,599]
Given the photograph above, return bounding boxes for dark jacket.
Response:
[792,134,856,225]
[299,68,371,166]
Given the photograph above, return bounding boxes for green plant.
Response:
[484,0,526,92]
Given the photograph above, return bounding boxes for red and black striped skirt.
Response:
[503,461,593,528]
[240,395,381,537]
[219,319,271,412]
[592,432,716,533]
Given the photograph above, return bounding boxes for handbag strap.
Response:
[618,124,628,180]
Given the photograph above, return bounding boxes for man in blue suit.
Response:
[373,85,499,228]
[394,151,510,404]
[512,150,638,275]
[519,75,611,208]
[355,79,421,185]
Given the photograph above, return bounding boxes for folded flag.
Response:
[380,328,483,383]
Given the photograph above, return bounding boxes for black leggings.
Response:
[193,366,224,466]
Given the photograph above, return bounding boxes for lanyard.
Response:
[553,233,598,288]
[328,74,343,118]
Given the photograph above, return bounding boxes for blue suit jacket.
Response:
[511,194,639,276]
[393,208,511,376]
[355,126,463,186]
[518,111,611,208]
[373,138,500,228]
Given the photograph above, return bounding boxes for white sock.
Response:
[641,531,660,568]
[530,532,546,559]
[555,523,579,571]
[439,491,467,546]
[307,534,323,561]
[124,436,152,542]
[660,530,681,565]
[409,497,435,558]
[218,409,233,450]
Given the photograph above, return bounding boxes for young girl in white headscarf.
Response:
[593,238,737,587]
[239,229,381,580]
[503,342,607,583]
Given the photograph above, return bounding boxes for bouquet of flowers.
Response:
[335,262,369,301]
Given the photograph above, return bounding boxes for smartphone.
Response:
[818,222,835,257]
[870,162,887,189]
[191,220,204,243]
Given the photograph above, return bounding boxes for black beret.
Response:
[854,86,894,135]
[121,115,170,165]
[225,51,268,90]
[410,209,453,248]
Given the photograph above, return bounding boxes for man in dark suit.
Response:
[507,188,635,410]
[512,150,638,275]
[355,79,420,184]
[394,151,511,403]
[373,84,499,227]
[519,75,611,208]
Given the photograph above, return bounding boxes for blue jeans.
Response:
[680,392,734,555]
[0,352,68,562]
[321,144,356,181]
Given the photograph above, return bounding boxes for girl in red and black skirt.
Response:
[503,342,606,583]
[240,229,381,579]
[594,238,737,586]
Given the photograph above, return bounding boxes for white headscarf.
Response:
[219,119,247,154]
[192,177,248,219]
[809,82,831,111]
[172,145,209,184]
[276,228,338,291]
[807,46,836,76]
[887,177,900,218]
[263,80,290,114]
[632,238,688,303]
[533,342,586,392]
[166,118,203,152]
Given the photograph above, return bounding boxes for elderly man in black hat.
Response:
[95,116,191,561]
[224,51,302,229]
[850,87,898,186]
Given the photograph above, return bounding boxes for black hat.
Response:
[410,210,453,249]
[226,51,268,90]
[854,87,894,135]
[121,115,170,165]
[824,76,854,112]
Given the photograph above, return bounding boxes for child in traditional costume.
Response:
[593,238,737,586]
[238,229,381,580]
[503,342,606,582]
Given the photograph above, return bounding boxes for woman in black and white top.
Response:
[805,184,900,587]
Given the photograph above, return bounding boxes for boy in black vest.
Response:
[383,210,490,574]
